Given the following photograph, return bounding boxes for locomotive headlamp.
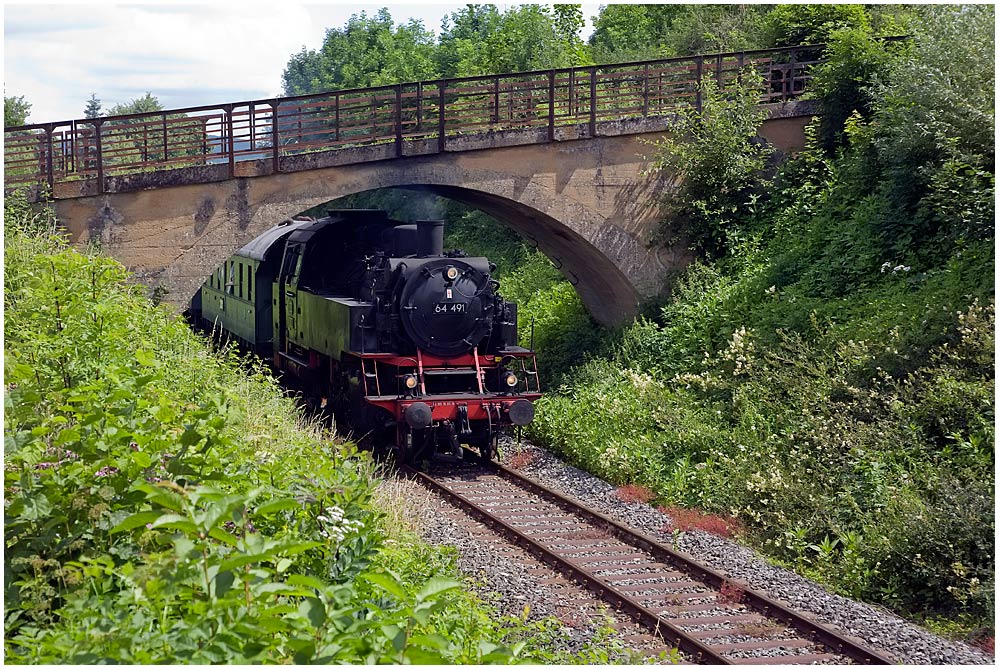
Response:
[504,371,518,387]
[445,266,459,281]
[404,374,418,390]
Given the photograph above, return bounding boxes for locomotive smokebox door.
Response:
[399,258,493,357]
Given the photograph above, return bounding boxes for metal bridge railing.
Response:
[2,40,905,195]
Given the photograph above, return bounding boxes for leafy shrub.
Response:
[647,71,773,257]
[762,4,871,47]
[808,28,897,152]
[500,251,606,386]
[873,5,995,173]
[3,205,628,664]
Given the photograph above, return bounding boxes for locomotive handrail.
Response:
[4,38,909,195]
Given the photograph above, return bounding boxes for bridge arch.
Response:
[16,45,829,324]
[55,131,700,325]
[49,109,813,325]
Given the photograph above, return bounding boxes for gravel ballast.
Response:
[387,476,674,663]
[498,440,993,665]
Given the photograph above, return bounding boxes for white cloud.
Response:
[4,2,601,124]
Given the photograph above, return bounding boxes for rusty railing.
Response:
[2,42,883,194]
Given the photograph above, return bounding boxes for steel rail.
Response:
[403,463,732,664]
[485,459,895,665]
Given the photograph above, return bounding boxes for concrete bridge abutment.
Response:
[50,106,815,325]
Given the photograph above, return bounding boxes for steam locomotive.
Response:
[190,209,540,464]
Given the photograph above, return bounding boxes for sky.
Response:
[4,2,602,125]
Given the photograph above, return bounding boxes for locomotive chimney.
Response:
[416,220,444,257]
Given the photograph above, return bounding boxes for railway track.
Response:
[404,457,895,665]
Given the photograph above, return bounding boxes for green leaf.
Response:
[404,647,448,664]
[22,493,52,521]
[208,526,238,546]
[274,540,323,556]
[218,553,267,572]
[253,498,300,516]
[292,641,316,664]
[150,513,198,535]
[363,571,407,599]
[478,640,500,656]
[179,426,202,447]
[254,582,304,598]
[298,597,326,629]
[110,510,161,535]
[173,535,196,559]
[53,426,81,446]
[415,577,461,603]
[381,624,406,652]
[135,349,155,366]
[286,574,329,593]
[198,494,245,533]
[130,450,152,468]
[139,483,185,512]
[409,633,450,652]
[214,569,235,598]
[411,601,436,626]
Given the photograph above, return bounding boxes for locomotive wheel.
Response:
[328,373,352,433]
[406,428,430,466]
[394,426,411,466]
[469,427,497,462]
[477,441,494,462]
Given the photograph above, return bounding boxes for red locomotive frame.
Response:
[356,347,541,420]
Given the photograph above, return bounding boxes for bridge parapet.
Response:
[6,43,837,198]
[5,40,903,325]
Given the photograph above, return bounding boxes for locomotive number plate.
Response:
[435,302,466,314]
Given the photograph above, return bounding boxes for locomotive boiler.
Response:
[191,209,540,463]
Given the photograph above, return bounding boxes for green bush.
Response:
[647,71,773,258]
[527,9,995,628]
[808,28,898,152]
[3,203,634,664]
[762,4,871,47]
[532,300,994,617]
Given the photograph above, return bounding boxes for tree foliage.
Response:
[647,71,774,258]
[873,5,995,173]
[84,93,102,119]
[436,4,503,77]
[588,5,684,63]
[762,4,871,47]
[590,5,771,62]
[808,28,898,152]
[282,9,437,95]
[106,92,164,117]
[283,4,588,96]
[5,94,31,127]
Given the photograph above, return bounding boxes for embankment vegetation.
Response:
[2,197,641,663]
[298,5,993,639]
[526,5,994,641]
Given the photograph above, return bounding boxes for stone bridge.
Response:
[5,47,826,324]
